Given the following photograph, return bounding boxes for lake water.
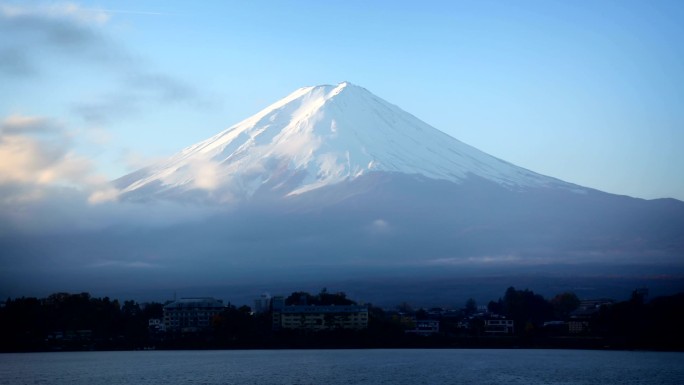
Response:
[1,349,683,384]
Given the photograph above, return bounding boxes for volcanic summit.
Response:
[116,82,580,203]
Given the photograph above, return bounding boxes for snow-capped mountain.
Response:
[109,81,684,270]
[3,83,683,303]
[116,82,580,202]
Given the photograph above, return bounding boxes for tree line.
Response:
[1,287,683,351]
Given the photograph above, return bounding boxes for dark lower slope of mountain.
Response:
[1,173,682,303]
[266,172,684,266]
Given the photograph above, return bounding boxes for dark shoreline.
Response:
[3,289,683,353]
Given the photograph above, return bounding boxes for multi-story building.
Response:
[271,296,368,331]
[484,318,514,334]
[148,318,165,333]
[568,298,614,334]
[254,293,271,314]
[405,319,440,336]
[163,297,225,333]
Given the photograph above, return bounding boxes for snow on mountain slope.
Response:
[116,82,581,201]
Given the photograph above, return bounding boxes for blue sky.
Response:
[1,0,683,201]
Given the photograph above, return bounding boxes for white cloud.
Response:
[0,115,86,185]
[372,218,389,228]
[0,114,61,134]
[1,1,205,120]
[87,185,120,204]
[366,218,391,235]
[52,2,110,24]
[160,157,223,191]
[0,2,118,77]
[427,254,555,266]
[193,158,222,190]
[0,114,117,203]
[88,260,159,269]
[0,2,110,25]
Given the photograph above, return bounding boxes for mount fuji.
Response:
[116,82,581,203]
[112,81,683,271]
[3,82,682,304]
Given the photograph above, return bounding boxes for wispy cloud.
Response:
[71,93,141,124]
[73,72,206,124]
[0,46,34,76]
[0,114,62,134]
[1,1,209,122]
[88,260,161,269]
[366,218,392,235]
[0,1,217,202]
[126,72,200,103]
[0,114,115,203]
[0,114,82,184]
[98,8,170,17]
[0,2,117,76]
[0,2,110,24]
[428,254,525,266]
[160,157,224,191]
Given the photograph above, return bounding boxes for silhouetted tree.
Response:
[285,291,315,305]
[396,302,413,314]
[465,298,477,315]
[498,287,553,334]
[487,300,502,314]
[551,292,580,319]
[285,290,355,306]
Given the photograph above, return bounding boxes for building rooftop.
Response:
[163,297,224,310]
[277,305,368,314]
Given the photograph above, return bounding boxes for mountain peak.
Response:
[116,83,579,202]
[334,81,362,91]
